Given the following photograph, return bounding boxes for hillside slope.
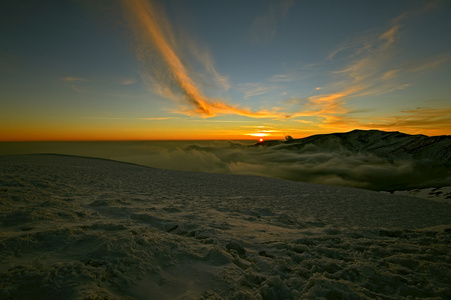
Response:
[259,130,451,162]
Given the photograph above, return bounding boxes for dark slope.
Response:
[258,129,451,162]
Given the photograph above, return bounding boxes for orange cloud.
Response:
[373,108,451,134]
[285,85,365,122]
[314,107,451,136]
[178,101,282,119]
[140,117,176,121]
[121,0,450,139]
[292,2,449,131]
[123,0,214,115]
[122,0,280,119]
[379,24,401,50]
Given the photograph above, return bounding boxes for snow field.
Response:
[0,155,450,299]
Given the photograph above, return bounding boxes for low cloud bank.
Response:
[2,139,448,191]
[128,141,450,191]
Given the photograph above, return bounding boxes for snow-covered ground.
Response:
[1,154,450,299]
[389,187,451,204]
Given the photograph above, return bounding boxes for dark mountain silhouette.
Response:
[257,129,451,163]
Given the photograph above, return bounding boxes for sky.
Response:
[1,0,451,141]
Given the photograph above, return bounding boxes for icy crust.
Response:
[0,154,450,299]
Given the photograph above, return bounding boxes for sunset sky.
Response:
[1,0,451,141]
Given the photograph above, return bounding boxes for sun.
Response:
[259,138,264,142]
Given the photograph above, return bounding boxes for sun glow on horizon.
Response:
[247,133,269,137]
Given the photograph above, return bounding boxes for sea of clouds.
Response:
[131,141,449,191]
[1,140,449,191]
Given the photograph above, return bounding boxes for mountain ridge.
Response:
[257,129,451,162]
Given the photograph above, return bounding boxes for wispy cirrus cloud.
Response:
[250,0,294,44]
[62,76,89,93]
[62,76,89,82]
[378,24,401,50]
[140,117,176,120]
[310,105,451,137]
[123,0,213,115]
[368,107,451,135]
[288,2,451,128]
[238,82,280,98]
[121,78,137,85]
[121,0,449,129]
[249,7,276,44]
[70,85,85,93]
[182,37,230,92]
[122,0,281,119]
[407,53,451,73]
[268,74,295,82]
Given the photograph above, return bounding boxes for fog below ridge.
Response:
[1,133,449,191]
[137,140,449,191]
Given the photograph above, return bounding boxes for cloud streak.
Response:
[184,39,230,91]
[63,77,89,82]
[310,106,451,137]
[123,0,214,115]
[120,0,450,133]
[250,0,294,44]
[122,0,282,119]
[286,2,451,132]
[140,117,176,121]
[121,78,136,85]
[238,82,280,98]
[366,107,451,135]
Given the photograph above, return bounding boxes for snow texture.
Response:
[1,154,450,299]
